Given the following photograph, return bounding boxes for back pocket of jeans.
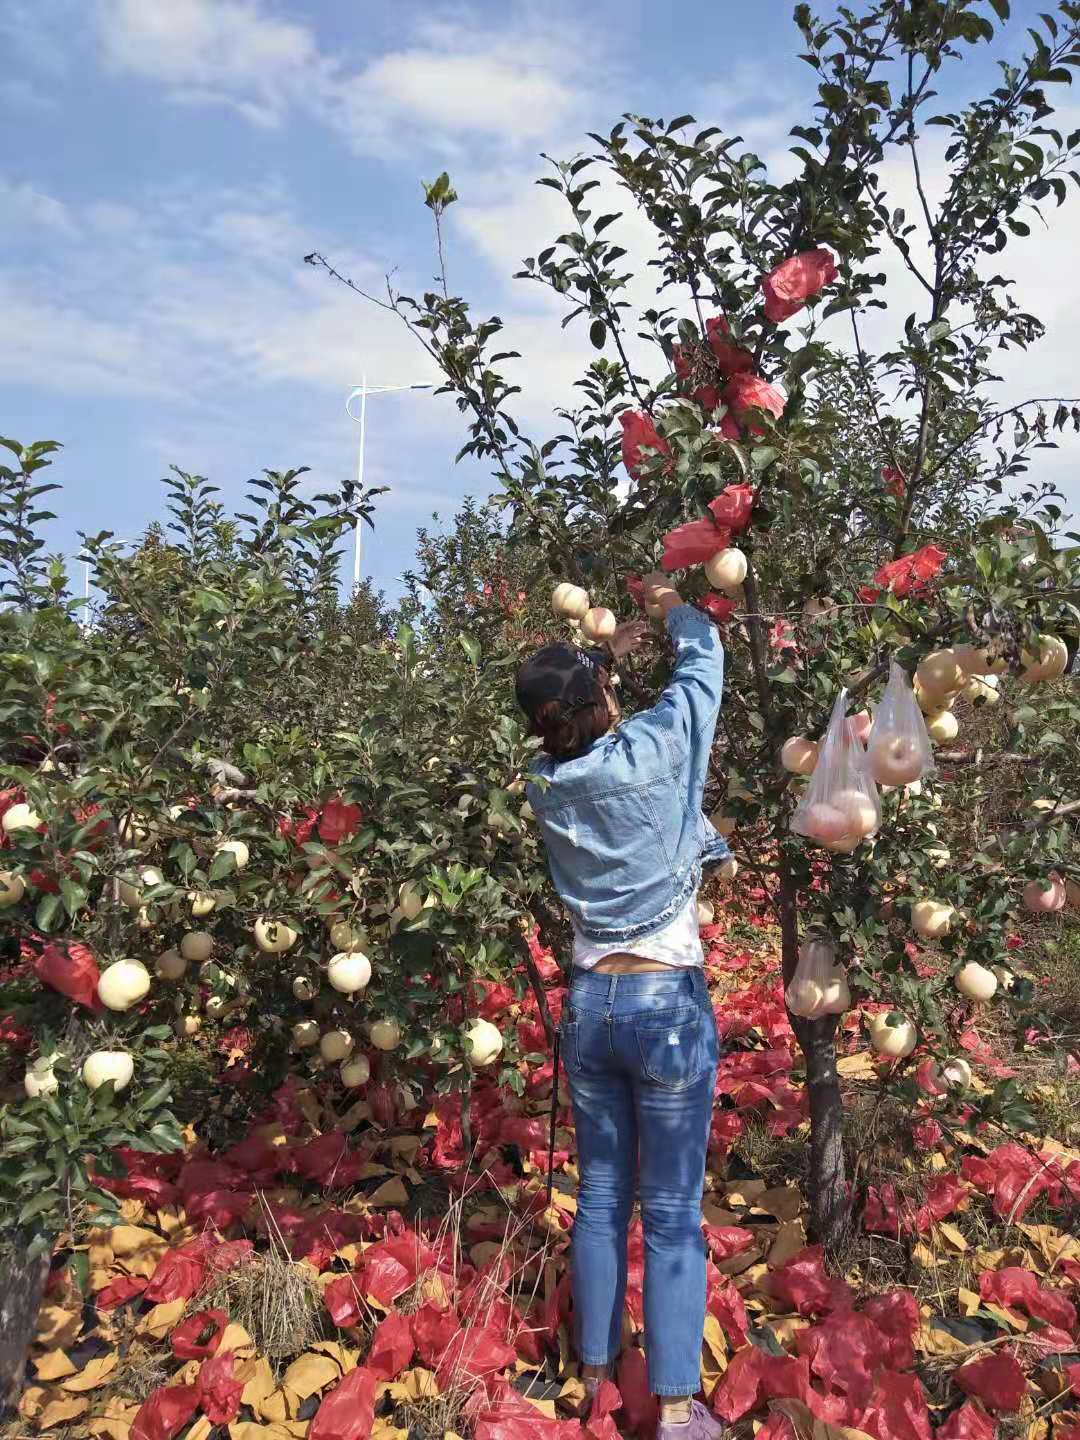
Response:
[559,1020,581,1075]
[636,1014,704,1089]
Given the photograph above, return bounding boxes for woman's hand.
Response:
[643,572,683,616]
[608,619,649,660]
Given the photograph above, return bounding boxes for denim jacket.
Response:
[527,604,729,944]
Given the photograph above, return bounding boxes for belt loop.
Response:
[606,974,618,1013]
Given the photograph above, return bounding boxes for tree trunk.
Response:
[0,1240,50,1410]
[777,861,849,1247]
[801,1019,848,1245]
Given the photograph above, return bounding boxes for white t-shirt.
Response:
[572,894,704,971]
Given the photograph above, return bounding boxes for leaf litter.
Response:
[12,899,1080,1440]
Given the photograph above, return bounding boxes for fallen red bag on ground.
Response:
[953,1352,1027,1413]
[309,1365,377,1440]
[616,1348,658,1439]
[143,1250,208,1304]
[355,1230,437,1307]
[936,1400,997,1439]
[979,1267,1077,1332]
[767,1247,853,1317]
[858,1371,933,1440]
[435,1326,517,1392]
[324,1273,364,1328]
[96,1274,148,1311]
[170,1308,228,1359]
[411,1302,460,1366]
[366,1312,414,1380]
[195,1350,243,1425]
[130,1385,200,1440]
[584,1379,621,1440]
[466,1380,564,1440]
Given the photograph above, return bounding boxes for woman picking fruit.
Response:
[514,573,728,1439]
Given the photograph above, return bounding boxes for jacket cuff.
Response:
[665,603,712,639]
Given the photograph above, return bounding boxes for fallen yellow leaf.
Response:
[219,1321,257,1357]
[725,1179,767,1206]
[138,1299,187,1340]
[366,1176,410,1208]
[308,1340,357,1373]
[280,1353,341,1400]
[60,1353,118,1391]
[237,1356,275,1413]
[37,1394,91,1430]
[769,1219,807,1268]
[523,1396,557,1418]
[702,1198,741,1227]
[257,1389,298,1424]
[33,1351,76,1381]
[753,1186,803,1222]
[33,1305,81,1350]
[914,1324,970,1358]
[109,1224,168,1267]
[937,1223,969,1252]
[229,1425,307,1440]
[87,1229,114,1270]
[471,1241,506,1268]
[386,1368,440,1402]
[388,1135,422,1163]
[836,1053,879,1081]
[371,1421,409,1440]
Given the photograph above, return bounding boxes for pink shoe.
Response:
[656,1400,727,1440]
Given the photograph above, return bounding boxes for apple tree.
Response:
[310,0,1080,1242]
[0,443,556,1395]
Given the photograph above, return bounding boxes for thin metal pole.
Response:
[353,373,367,589]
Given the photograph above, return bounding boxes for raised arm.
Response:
[644,576,725,745]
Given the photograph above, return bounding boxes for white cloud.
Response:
[95,0,322,127]
[334,43,577,155]
[87,0,606,158]
[0,178,74,233]
[0,174,445,412]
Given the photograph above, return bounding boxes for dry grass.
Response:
[197,1244,324,1364]
[392,1382,471,1439]
[107,1346,174,1404]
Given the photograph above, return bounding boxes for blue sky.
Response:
[3,0,1078,602]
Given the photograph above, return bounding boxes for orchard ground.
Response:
[3,864,1080,1440]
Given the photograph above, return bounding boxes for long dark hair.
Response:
[529,683,611,761]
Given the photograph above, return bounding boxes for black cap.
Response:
[515,642,608,719]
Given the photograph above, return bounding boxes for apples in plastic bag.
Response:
[785,934,850,1019]
[791,688,881,851]
[867,661,934,788]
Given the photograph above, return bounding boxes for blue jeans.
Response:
[560,967,719,1397]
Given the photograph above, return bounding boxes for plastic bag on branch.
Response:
[785,933,850,1020]
[791,689,881,851]
[866,662,934,788]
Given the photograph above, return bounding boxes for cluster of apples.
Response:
[551,583,618,641]
[785,706,882,852]
[784,935,851,1021]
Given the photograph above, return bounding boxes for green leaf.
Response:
[35,891,61,932]
[59,876,87,919]
[458,633,482,666]
[589,318,607,350]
